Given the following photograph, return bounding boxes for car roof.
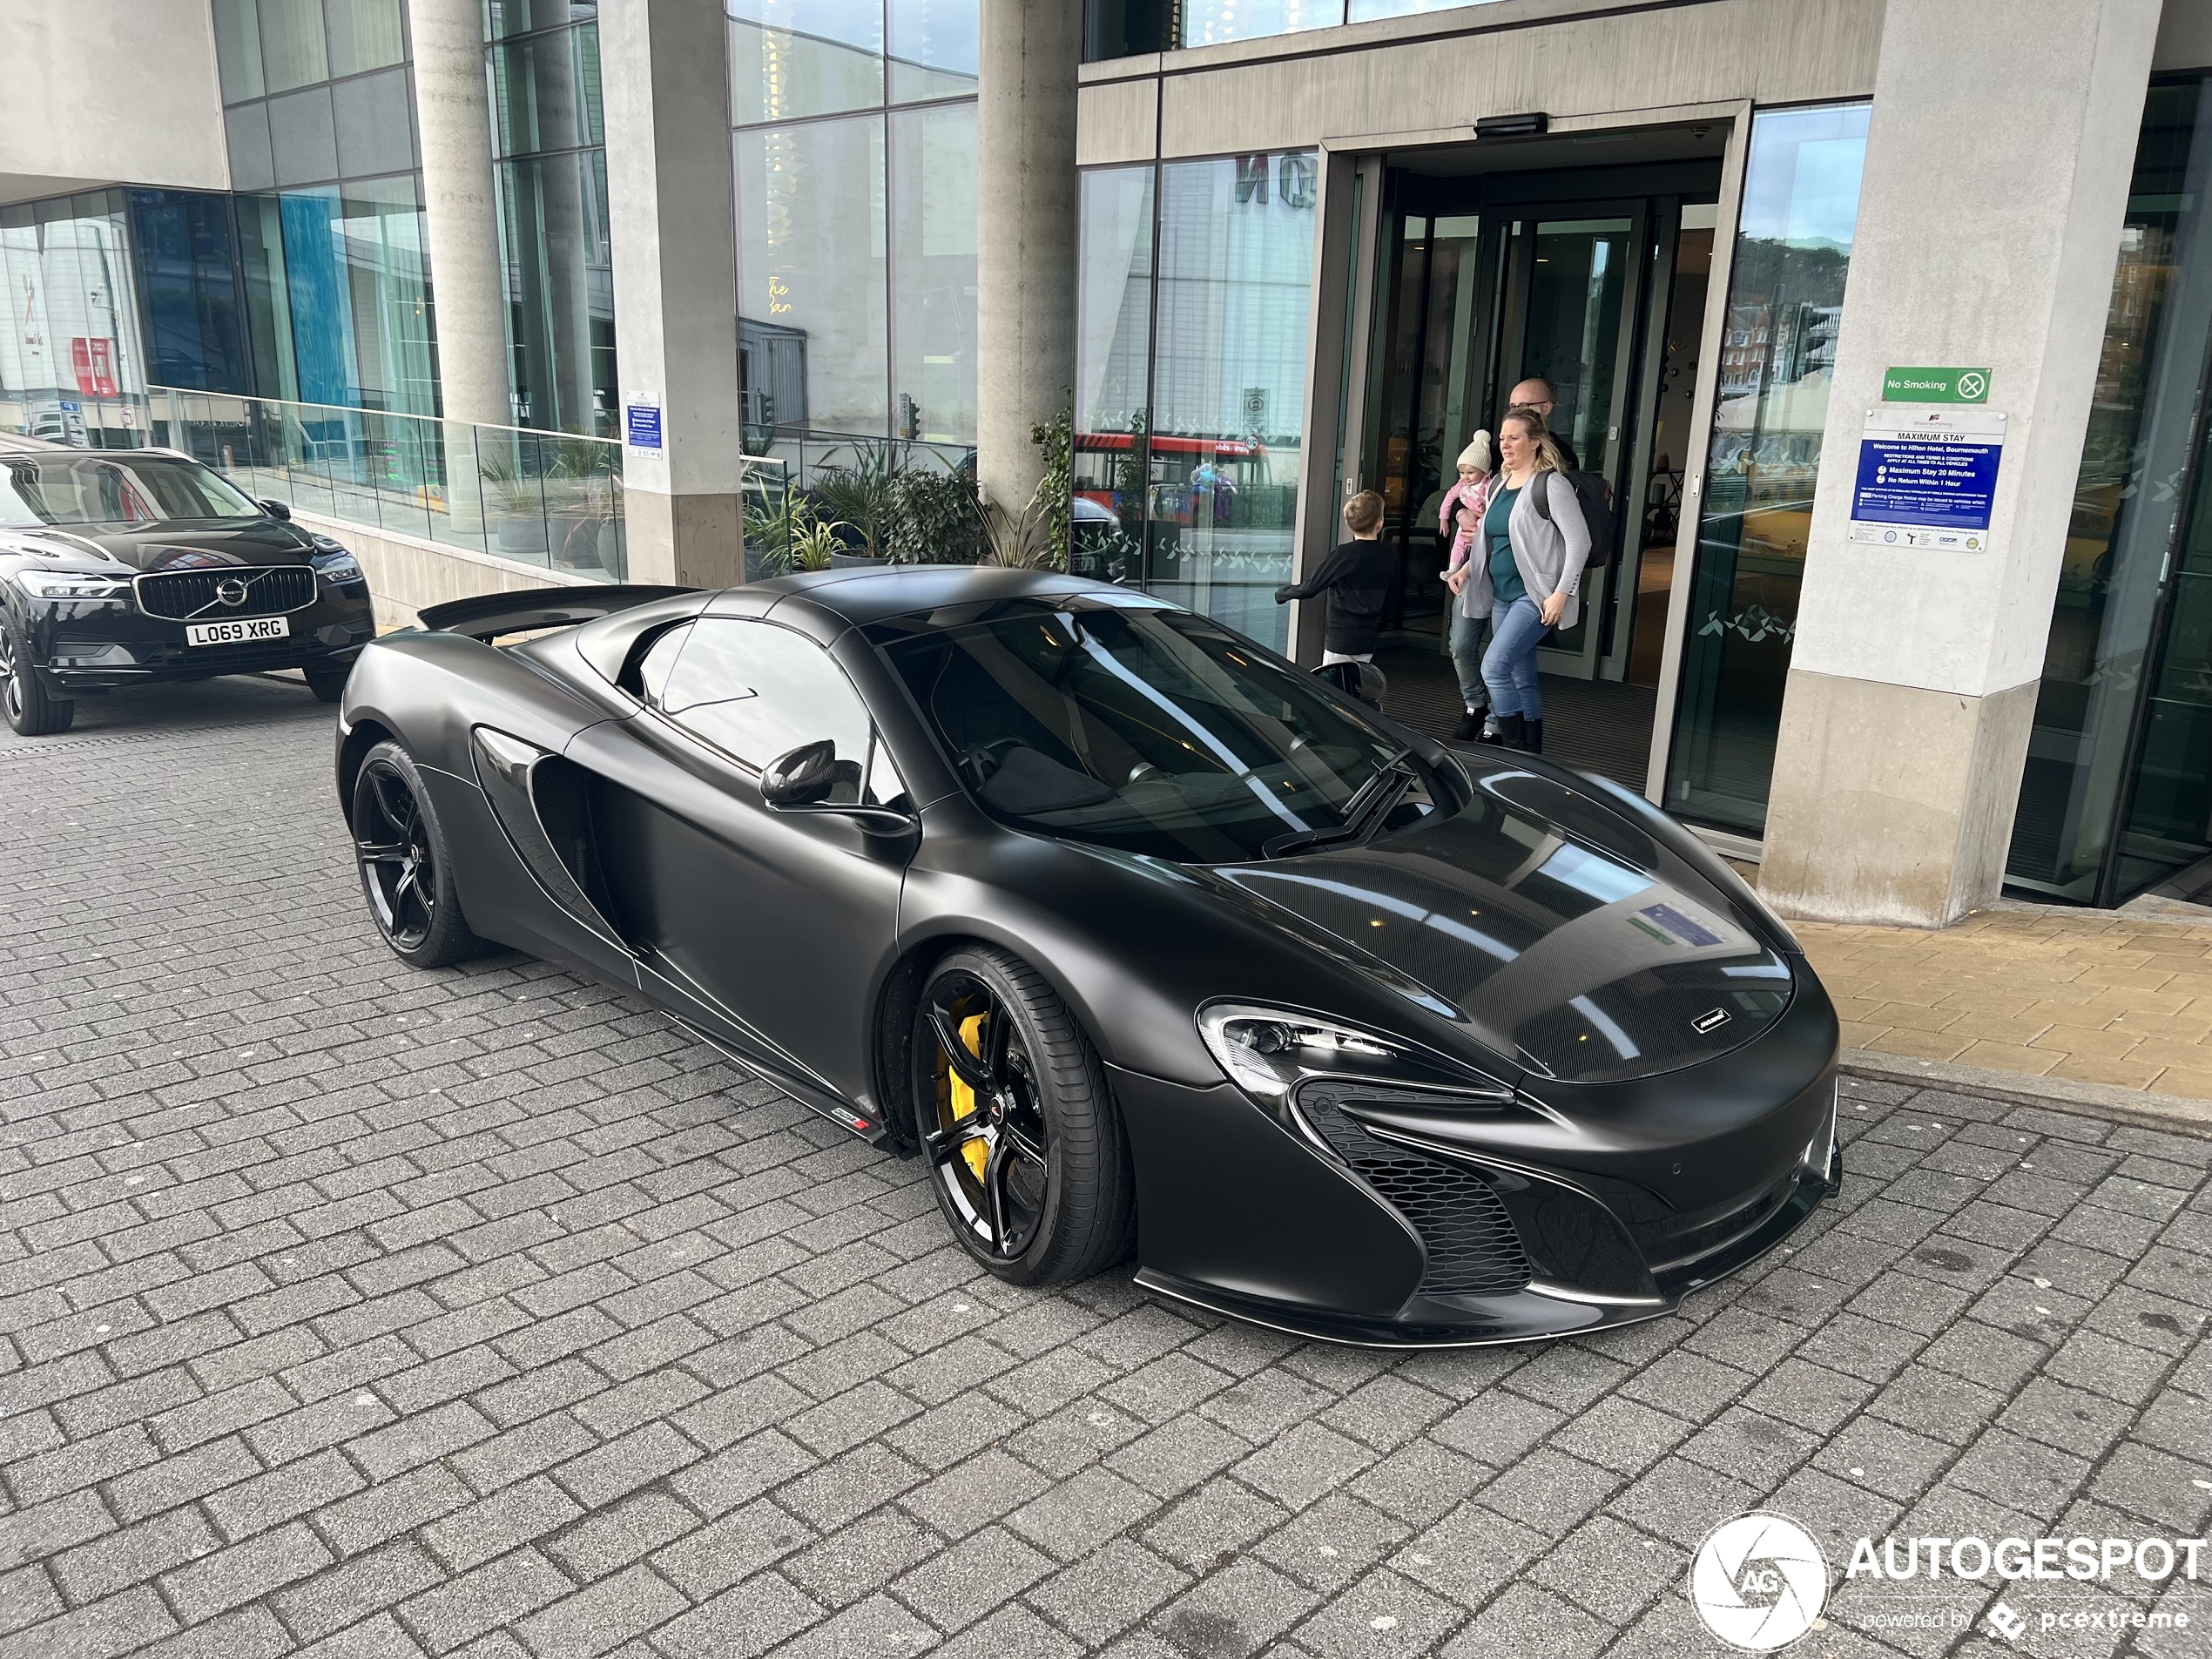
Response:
[0,432,71,455]
[745,565,1129,627]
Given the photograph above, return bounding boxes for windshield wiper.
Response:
[1261,749,1419,860]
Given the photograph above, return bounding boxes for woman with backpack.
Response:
[1473,404,1592,754]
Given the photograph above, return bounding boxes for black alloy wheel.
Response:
[0,617,74,737]
[913,946,1135,1285]
[352,739,482,967]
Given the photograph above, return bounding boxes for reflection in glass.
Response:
[1182,0,1344,46]
[498,152,616,434]
[1075,165,1155,589]
[494,27,604,155]
[2009,79,2212,901]
[212,0,266,102]
[889,102,977,445]
[334,177,437,417]
[737,117,889,435]
[727,0,886,125]
[0,193,151,448]
[1348,0,1494,16]
[488,0,596,40]
[126,191,251,394]
[1665,104,1869,833]
[258,0,329,92]
[888,0,979,102]
[327,0,405,77]
[1149,152,1319,651]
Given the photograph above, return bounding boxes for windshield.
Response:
[873,596,1446,861]
[0,455,262,529]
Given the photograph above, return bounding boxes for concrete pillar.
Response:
[1758,0,2159,927]
[597,0,747,589]
[408,0,509,428]
[975,0,1080,515]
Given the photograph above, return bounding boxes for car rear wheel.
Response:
[352,739,484,968]
[913,946,1135,1285]
[0,617,74,737]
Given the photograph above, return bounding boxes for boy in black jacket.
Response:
[1274,489,1394,663]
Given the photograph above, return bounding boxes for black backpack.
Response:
[1530,469,1618,570]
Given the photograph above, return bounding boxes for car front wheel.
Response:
[0,617,74,737]
[351,739,484,968]
[913,946,1135,1285]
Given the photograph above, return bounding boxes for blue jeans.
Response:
[1448,608,1491,711]
[1481,596,1548,719]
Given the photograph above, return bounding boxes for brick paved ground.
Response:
[3,678,2210,1659]
[1804,912,2212,1103]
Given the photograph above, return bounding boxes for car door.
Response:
[563,614,912,1129]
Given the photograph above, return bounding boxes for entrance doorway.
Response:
[1354,134,1723,785]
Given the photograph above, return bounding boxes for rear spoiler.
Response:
[415,583,701,641]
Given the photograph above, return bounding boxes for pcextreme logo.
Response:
[1691,1512,1829,1651]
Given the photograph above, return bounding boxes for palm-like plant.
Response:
[810,441,900,558]
[981,479,1066,571]
[788,501,852,571]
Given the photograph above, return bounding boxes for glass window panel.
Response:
[888,102,976,445]
[1348,0,1497,17]
[660,619,873,778]
[334,67,416,179]
[226,104,278,193]
[2007,79,2212,900]
[1665,104,1870,834]
[326,0,405,76]
[498,151,617,434]
[212,0,266,102]
[236,194,300,401]
[277,187,356,405]
[1075,165,1156,587]
[1147,151,1319,651]
[492,27,600,158]
[267,87,341,185]
[736,115,889,436]
[0,194,147,438]
[1084,0,1177,60]
[1183,0,1343,47]
[333,176,436,417]
[728,0,885,125]
[259,0,330,91]
[126,191,250,395]
[887,0,977,104]
[488,0,595,39]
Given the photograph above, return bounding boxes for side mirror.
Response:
[260,498,293,521]
[1311,659,1387,709]
[761,738,838,806]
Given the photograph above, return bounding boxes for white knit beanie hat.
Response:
[1457,432,1493,474]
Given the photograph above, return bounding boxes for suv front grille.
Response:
[1298,1085,1532,1297]
[135,565,317,621]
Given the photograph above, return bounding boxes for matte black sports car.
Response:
[0,436,375,735]
[334,568,1839,1345]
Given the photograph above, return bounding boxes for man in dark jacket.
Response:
[1508,378,1581,470]
[1275,489,1394,662]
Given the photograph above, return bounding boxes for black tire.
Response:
[912,945,1135,1285]
[0,617,75,737]
[351,739,485,968]
[305,665,351,704]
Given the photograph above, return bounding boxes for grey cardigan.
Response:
[1453,469,1593,629]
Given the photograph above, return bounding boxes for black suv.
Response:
[0,436,376,735]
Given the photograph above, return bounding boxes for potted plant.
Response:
[478,454,547,557]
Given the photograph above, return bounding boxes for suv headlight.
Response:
[314,551,364,583]
[16,572,129,600]
[1197,1003,1516,1108]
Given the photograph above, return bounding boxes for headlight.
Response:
[314,552,365,583]
[1197,1003,1515,1108]
[16,572,129,600]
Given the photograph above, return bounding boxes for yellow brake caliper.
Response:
[947,1013,991,1180]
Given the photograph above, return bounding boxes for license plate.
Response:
[186,616,291,646]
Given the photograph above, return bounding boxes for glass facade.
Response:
[0,194,152,448]
[208,0,437,417]
[1081,0,1503,56]
[489,3,617,435]
[1665,103,1870,833]
[2008,78,2212,902]
[730,0,979,445]
[1075,152,1319,652]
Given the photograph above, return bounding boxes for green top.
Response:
[1484,483,1526,606]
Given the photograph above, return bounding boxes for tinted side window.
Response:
[656,619,873,793]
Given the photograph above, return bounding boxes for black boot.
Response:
[1521,718,1543,754]
[1489,712,1525,749]
[1451,707,1482,741]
